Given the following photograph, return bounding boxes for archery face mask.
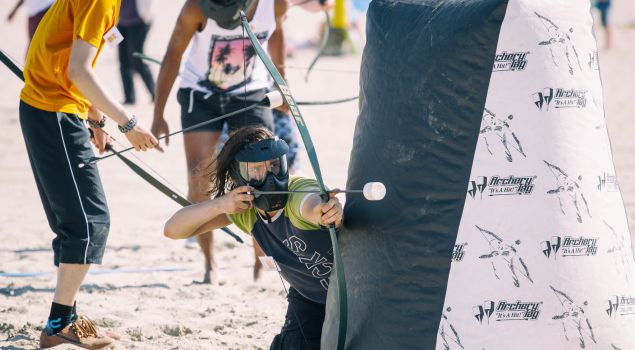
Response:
[231,137,290,212]
[198,0,256,30]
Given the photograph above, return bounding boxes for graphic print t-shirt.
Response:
[198,33,267,93]
[228,177,334,304]
[179,0,275,95]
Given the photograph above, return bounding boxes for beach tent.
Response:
[321,0,635,348]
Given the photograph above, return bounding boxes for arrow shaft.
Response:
[87,101,263,164]
[254,189,361,195]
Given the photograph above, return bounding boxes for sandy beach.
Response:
[0,1,633,349]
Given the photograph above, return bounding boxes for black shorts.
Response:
[177,88,274,133]
[270,288,325,350]
[19,101,110,266]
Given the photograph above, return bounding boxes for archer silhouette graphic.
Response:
[544,161,591,223]
[604,220,634,282]
[550,286,597,349]
[200,33,266,92]
[535,11,582,76]
[480,108,526,162]
[438,307,464,350]
[476,225,533,288]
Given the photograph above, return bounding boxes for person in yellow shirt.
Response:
[19,0,158,348]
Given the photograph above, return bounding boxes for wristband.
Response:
[87,115,106,129]
[118,116,138,133]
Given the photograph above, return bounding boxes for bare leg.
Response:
[196,232,216,284]
[253,239,266,281]
[184,131,222,284]
[53,263,90,305]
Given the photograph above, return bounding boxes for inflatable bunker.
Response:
[321,0,635,349]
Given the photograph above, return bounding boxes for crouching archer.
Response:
[164,126,343,349]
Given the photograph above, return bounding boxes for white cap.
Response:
[363,182,386,201]
[264,91,284,109]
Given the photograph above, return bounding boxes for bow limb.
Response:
[0,49,24,81]
[241,13,347,350]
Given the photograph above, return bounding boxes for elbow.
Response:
[67,63,86,85]
[163,229,178,240]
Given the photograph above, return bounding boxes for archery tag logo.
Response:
[467,176,488,199]
[533,88,553,111]
[541,236,599,259]
[488,176,535,196]
[473,301,495,324]
[474,300,542,324]
[468,176,535,199]
[598,172,619,192]
[534,87,587,110]
[453,243,467,262]
[606,296,635,317]
[493,51,530,72]
[541,236,561,259]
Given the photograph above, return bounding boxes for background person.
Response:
[117,0,156,104]
[151,0,288,284]
[594,0,612,49]
[18,0,158,347]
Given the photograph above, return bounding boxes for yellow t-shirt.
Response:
[20,0,121,119]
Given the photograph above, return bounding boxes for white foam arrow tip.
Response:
[363,182,386,201]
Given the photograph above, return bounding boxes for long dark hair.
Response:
[208,126,274,198]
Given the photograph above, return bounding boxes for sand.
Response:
[0,1,633,349]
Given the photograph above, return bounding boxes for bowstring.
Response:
[110,136,189,201]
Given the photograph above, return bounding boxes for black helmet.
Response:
[230,137,290,211]
[198,0,256,30]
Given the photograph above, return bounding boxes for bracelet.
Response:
[87,115,106,129]
[118,116,138,133]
